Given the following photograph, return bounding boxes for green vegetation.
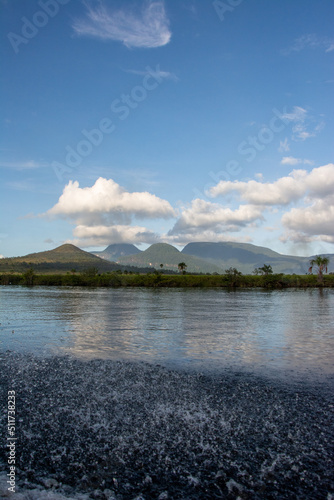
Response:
[22,268,35,286]
[1,271,334,288]
[2,242,333,277]
[309,255,330,283]
[253,264,273,276]
[178,262,187,274]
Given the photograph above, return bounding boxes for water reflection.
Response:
[1,287,333,378]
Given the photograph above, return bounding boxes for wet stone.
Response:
[0,352,333,499]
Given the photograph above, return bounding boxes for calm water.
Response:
[1,286,334,379]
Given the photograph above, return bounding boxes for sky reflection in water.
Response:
[1,287,333,379]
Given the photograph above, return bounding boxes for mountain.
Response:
[1,242,333,275]
[182,242,334,274]
[0,244,123,273]
[117,243,222,273]
[92,244,141,261]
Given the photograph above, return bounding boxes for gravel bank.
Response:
[0,352,333,499]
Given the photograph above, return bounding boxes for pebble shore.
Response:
[0,352,333,499]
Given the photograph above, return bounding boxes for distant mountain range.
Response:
[116,243,222,274]
[92,244,141,261]
[182,242,308,274]
[0,241,333,275]
[95,241,334,275]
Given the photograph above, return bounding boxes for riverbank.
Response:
[0,352,333,499]
[1,272,334,288]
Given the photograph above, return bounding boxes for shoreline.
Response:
[1,272,334,288]
[1,352,333,499]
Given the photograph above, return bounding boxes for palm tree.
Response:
[308,255,330,282]
[258,264,273,276]
[178,262,187,274]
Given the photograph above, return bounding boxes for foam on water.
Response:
[0,352,333,499]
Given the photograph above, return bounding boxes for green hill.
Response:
[1,241,333,276]
[181,242,331,274]
[92,244,141,261]
[0,244,122,273]
[117,243,221,273]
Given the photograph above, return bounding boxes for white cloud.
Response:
[0,160,48,170]
[281,156,301,166]
[69,224,159,247]
[281,157,313,166]
[126,68,178,81]
[73,1,171,48]
[206,164,334,246]
[0,254,5,259]
[44,177,175,247]
[209,164,334,207]
[209,172,307,206]
[282,106,307,123]
[47,178,176,221]
[171,199,263,230]
[280,106,325,142]
[167,199,264,244]
[281,199,334,244]
[282,34,334,55]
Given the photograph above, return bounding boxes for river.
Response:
[1,286,334,380]
[0,286,333,499]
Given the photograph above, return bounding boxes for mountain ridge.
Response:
[95,241,334,274]
[116,243,222,273]
[92,243,141,261]
[0,242,332,275]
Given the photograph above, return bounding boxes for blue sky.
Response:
[1,0,333,258]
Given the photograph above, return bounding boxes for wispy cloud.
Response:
[281,157,313,166]
[126,67,178,81]
[73,1,171,48]
[280,106,325,142]
[0,160,48,170]
[282,34,334,55]
[6,180,36,191]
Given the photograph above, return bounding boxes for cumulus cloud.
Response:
[44,177,176,247]
[209,173,306,206]
[73,1,171,48]
[69,224,159,247]
[166,199,264,245]
[209,164,334,206]
[207,164,334,246]
[47,178,176,222]
[281,199,334,244]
